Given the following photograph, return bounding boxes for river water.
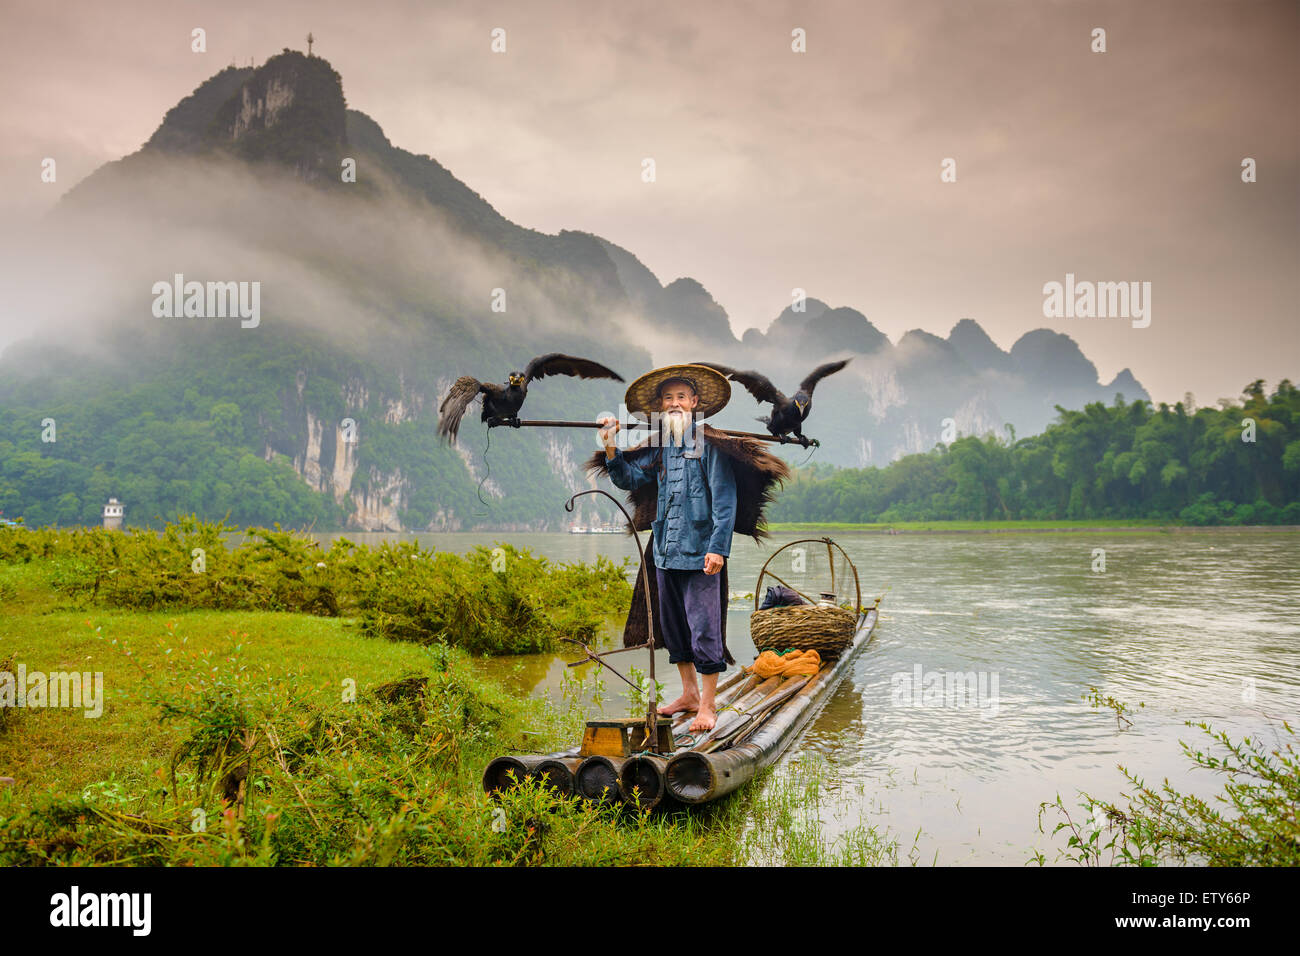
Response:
[317,528,1300,865]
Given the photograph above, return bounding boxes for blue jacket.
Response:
[606,425,738,570]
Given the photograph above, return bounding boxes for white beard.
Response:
[661,409,688,446]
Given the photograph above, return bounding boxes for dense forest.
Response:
[770,381,1300,525]
[0,322,598,531]
[3,368,1296,529]
[0,328,341,529]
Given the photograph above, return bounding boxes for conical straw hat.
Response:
[624,364,731,419]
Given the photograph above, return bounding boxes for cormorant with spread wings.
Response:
[694,359,850,442]
[438,353,625,443]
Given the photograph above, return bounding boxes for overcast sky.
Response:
[1,0,1296,404]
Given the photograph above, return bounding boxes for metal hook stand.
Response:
[564,488,661,750]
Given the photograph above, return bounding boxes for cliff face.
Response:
[207,51,348,180]
[350,468,406,532]
[277,373,435,531]
[139,51,349,181]
[145,66,255,154]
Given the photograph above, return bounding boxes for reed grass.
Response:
[731,754,903,866]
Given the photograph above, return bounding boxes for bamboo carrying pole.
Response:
[487,416,819,447]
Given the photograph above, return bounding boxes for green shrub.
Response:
[1038,718,1300,866]
[0,521,632,656]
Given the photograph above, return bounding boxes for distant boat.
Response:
[569,525,589,534]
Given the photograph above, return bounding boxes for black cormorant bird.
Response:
[438,353,624,444]
[695,359,850,442]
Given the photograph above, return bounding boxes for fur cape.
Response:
[584,424,792,659]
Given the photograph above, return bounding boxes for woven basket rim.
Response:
[752,603,856,614]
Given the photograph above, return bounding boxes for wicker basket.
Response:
[749,603,857,660]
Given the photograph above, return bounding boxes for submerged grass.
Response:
[733,754,903,866]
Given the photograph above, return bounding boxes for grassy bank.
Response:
[0,525,895,866]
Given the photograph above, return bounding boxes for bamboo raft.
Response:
[483,597,881,810]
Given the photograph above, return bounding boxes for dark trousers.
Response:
[654,565,726,675]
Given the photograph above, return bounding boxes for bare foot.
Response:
[657,694,699,717]
[688,705,716,732]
